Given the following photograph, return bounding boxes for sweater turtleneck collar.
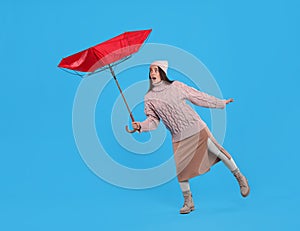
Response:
[152,80,170,92]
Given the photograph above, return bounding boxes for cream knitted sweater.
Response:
[139,81,226,142]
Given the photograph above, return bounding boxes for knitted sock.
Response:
[179,180,190,193]
[207,138,239,173]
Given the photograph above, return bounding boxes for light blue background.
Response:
[1,0,299,230]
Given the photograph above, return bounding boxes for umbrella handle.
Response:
[125,125,138,133]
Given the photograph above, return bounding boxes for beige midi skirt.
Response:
[172,127,232,182]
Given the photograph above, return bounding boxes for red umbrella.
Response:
[58,29,152,133]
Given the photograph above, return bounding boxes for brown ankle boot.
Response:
[233,171,250,197]
[180,191,195,214]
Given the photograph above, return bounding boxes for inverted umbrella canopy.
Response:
[58,29,152,133]
[58,29,152,73]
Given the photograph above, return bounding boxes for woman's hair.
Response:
[148,66,174,91]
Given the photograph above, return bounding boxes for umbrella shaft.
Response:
[109,65,135,122]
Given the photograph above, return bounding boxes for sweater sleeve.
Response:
[139,100,160,132]
[174,81,226,109]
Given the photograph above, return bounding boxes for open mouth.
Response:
[151,77,157,80]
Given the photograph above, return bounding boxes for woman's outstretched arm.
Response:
[174,81,233,108]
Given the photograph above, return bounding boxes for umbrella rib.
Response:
[60,68,84,77]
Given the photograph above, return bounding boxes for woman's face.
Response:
[149,65,162,84]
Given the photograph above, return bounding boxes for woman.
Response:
[132,60,250,214]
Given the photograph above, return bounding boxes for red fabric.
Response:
[58,29,152,72]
